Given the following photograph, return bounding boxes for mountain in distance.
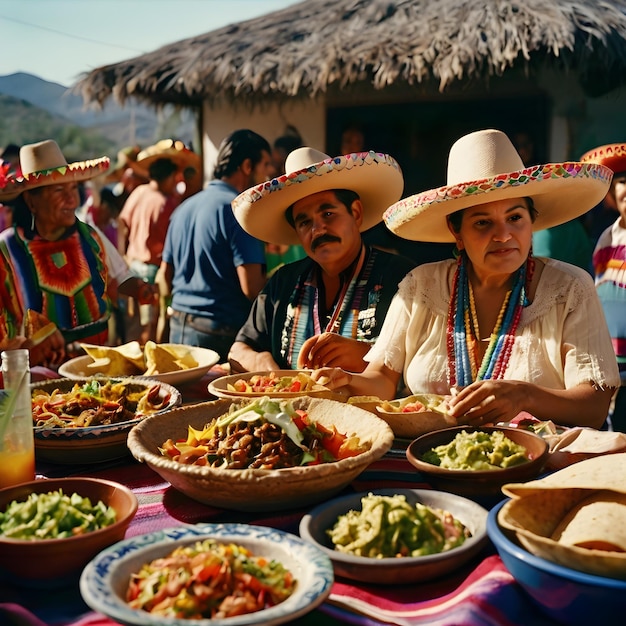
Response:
[0,72,196,151]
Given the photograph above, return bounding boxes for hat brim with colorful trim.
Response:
[233,149,404,246]
[0,157,110,202]
[136,139,201,174]
[383,129,612,243]
[580,143,626,175]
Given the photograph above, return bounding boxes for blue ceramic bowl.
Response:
[488,499,626,626]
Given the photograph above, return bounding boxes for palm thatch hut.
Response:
[75,0,626,194]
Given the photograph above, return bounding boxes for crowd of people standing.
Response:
[1,124,626,432]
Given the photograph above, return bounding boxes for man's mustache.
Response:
[311,234,341,251]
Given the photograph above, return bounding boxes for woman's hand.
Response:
[297,333,370,371]
[26,329,66,369]
[310,367,352,390]
[447,379,529,426]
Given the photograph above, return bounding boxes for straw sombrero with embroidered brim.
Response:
[383,129,613,243]
[580,143,626,175]
[136,139,201,174]
[232,147,404,246]
[0,140,110,202]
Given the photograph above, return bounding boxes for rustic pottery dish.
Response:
[127,397,394,512]
[80,522,334,626]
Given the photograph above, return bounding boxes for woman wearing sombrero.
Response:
[314,129,620,428]
[0,140,154,367]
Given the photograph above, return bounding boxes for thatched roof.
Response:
[75,0,626,109]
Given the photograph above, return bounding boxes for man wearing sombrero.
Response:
[118,140,198,343]
[229,147,416,373]
[0,139,156,367]
[581,143,626,432]
[312,129,619,429]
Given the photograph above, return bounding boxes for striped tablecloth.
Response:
[1,450,559,626]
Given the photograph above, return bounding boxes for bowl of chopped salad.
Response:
[127,396,394,512]
[0,476,137,585]
[299,488,489,584]
[31,377,181,464]
[80,522,333,626]
[208,369,341,400]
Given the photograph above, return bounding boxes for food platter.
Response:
[127,396,394,511]
[299,488,488,584]
[208,369,340,400]
[58,344,220,385]
[349,394,456,438]
[32,377,181,464]
[80,523,334,626]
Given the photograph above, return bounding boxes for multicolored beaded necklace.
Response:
[447,253,534,386]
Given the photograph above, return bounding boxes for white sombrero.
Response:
[0,140,110,202]
[232,147,404,246]
[383,129,613,243]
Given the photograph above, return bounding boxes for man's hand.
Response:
[297,333,370,371]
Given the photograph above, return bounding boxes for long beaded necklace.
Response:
[447,253,533,387]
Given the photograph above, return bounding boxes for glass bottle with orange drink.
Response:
[0,349,35,488]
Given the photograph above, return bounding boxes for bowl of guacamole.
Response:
[406,426,549,499]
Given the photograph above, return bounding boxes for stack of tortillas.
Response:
[499,453,626,579]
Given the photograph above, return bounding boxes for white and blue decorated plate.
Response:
[80,522,334,626]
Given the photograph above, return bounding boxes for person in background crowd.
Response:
[265,128,307,275]
[119,151,182,344]
[313,129,619,429]
[0,139,156,367]
[0,143,21,232]
[229,147,416,374]
[581,143,626,431]
[158,129,273,362]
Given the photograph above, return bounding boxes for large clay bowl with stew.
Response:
[127,397,394,512]
[0,477,137,586]
[406,426,549,500]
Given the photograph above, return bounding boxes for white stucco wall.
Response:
[200,99,326,181]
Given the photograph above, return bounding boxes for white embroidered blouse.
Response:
[365,258,620,394]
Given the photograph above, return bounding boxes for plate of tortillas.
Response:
[58,341,220,385]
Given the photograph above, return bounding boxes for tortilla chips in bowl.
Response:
[127,396,394,512]
[208,369,341,400]
[58,341,220,385]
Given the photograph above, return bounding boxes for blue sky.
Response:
[0,0,301,86]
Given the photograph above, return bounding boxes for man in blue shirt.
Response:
[159,129,273,361]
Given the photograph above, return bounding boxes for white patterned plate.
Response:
[80,523,334,626]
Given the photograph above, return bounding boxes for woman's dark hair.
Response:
[213,129,271,179]
[447,197,538,233]
[285,189,360,228]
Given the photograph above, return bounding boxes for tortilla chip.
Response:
[25,309,57,346]
[502,452,626,498]
[144,341,197,375]
[81,341,145,376]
